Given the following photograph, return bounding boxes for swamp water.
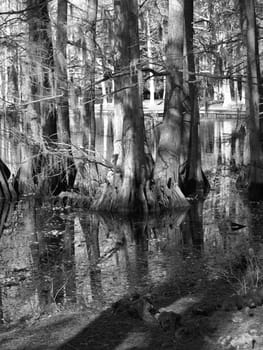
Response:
[0,118,262,327]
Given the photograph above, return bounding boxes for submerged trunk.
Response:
[153,0,189,209]
[180,0,209,197]
[92,0,148,213]
[239,0,263,200]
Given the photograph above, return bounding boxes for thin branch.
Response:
[18,94,63,107]
[139,0,150,9]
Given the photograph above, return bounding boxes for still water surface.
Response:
[0,118,262,325]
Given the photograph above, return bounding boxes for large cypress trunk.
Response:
[153,0,189,209]
[92,0,148,214]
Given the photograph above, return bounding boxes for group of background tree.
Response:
[0,0,262,213]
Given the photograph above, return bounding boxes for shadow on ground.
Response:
[55,277,232,350]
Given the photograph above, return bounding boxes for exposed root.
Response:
[92,181,148,214]
[92,172,190,213]
[153,181,190,211]
[92,182,119,211]
[74,160,100,198]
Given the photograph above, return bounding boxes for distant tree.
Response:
[194,0,242,106]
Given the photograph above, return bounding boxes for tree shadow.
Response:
[54,274,232,350]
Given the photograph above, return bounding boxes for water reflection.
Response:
[0,118,260,326]
[200,119,246,171]
[0,205,189,323]
[181,201,204,254]
[0,199,252,325]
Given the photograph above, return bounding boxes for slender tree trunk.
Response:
[239,0,263,200]
[56,0,71,144]
[112,1,124,167]
[83,0,98,151]
[181,0,209,197]
[55,0,76,194]
[74,0,99,195]
[153,0,189,209]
